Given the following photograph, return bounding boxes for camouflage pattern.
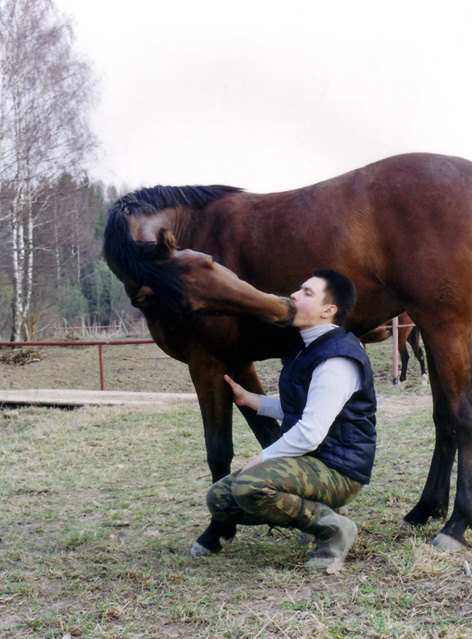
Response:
[206,455,363,529]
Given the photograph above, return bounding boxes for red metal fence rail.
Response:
[0,317,420,390]
[0,339,154,390]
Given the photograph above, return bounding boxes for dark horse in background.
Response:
[362,312,427,383]
[104,153,472,556]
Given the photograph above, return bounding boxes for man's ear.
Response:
[322,304,338,319]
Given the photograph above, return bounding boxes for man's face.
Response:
[290,276,337,329]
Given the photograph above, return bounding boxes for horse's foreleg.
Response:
[403,342,456,526]
[188,354,238,555]
[234,362,280,447]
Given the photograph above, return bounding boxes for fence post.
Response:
[392,315,399,385]
[98,344,105,390]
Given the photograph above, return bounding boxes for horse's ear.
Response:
[156,228,177,259]
[134,228,177,262]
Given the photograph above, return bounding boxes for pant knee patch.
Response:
[231,476,273,513]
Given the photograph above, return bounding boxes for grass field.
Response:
[1,343,472,637]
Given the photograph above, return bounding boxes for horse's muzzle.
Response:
[272,297,297,327]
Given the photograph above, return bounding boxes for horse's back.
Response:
[208,153,472,281]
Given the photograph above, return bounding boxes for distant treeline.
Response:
[0,175,136,340]
[0,0,137,340]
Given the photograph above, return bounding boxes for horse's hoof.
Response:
[397,519,416,532]
[190,541,216,558]
[421,374,429,386]
[431,532,467,552]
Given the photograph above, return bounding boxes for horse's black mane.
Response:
[114,184,242,215]
[104,184,241,315]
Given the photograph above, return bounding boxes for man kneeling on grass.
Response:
[205,268,376,570]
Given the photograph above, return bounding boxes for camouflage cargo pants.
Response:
[207,455,363,528]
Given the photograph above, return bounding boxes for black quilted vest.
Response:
[278,327,376,484]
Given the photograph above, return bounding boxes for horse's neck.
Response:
[171,206,194,245]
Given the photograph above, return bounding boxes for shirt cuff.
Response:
[257,395,284,420]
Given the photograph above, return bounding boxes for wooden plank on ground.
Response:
[0,389,198,407]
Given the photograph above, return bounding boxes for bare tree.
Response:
[0,0,97,339]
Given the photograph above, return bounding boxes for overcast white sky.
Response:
[55,0,472,193]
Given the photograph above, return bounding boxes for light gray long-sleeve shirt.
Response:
[259,324,362,461]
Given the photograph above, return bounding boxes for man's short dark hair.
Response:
[313,268,357,326]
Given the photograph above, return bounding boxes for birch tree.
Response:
[0,0,96,339]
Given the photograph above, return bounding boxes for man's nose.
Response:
[290,290,299,301]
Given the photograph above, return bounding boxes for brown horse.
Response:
[362,312,427,382]
[104,153,472,555]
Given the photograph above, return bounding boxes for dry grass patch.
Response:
[0,393,472,638]
[1,341,472,637]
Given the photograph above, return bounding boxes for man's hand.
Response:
[224,375,261,411]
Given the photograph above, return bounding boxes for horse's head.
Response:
[104,213,191,316]
[140,244,297,326]
[104,198,295,325]
[115,233,294,326]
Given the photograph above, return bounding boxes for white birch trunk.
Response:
[74,207,81,283]
[1,0,96,339]
[24,195,34,332]
[53,202,61,283]
[10,211,25,340]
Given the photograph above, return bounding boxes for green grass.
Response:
[1,385,472,638]
[1,341,472,637]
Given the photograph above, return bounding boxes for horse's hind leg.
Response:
[434,370,472,549]
[404,321,472,549]
[434,416,472,549]
[408,327,427,378]
[398,326,411,382]
[399,345,410,382]
[403,342,456,525]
